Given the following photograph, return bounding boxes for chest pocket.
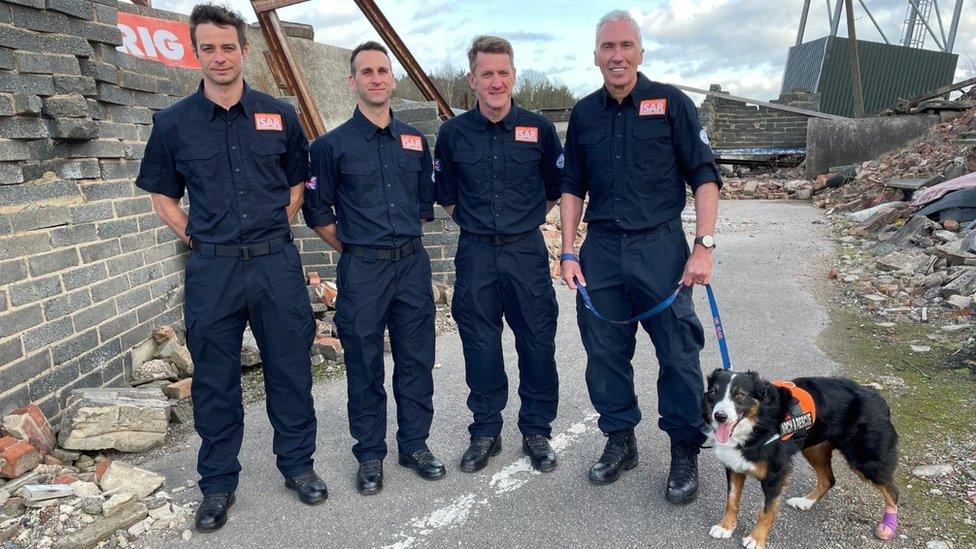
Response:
[630,120,672,173]
[396,152,422,203]
[177,142,224,208]
[508,147,542,195]
[454,149,489,196]
[340,160,381,207]
[578,126,608,177]
[249,139,287,189]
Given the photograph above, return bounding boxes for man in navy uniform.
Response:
[434,36,562,474]
[303,41,445,496]
[136,4,327,533]
[560,10,721,504]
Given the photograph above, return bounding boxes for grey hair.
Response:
[595,10,643,48]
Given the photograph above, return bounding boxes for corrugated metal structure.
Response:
[781,36,957,117]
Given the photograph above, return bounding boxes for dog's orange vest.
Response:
[771,380,817,441]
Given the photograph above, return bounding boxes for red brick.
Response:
[0,438,41,479]
[52,473,78,485]
[94,458,111,483]
[43,454,65,466]
[162,378,191,400]
[1,403,55,456]
[307,272,321,286]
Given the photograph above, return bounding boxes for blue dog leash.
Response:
[561,252,732,371]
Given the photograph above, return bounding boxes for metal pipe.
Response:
[830,0,844,36]
[856,0,890,44]
[932,0,948,45]
[796,0,812,46]
[908,0,946,50]
[903,2,918,46]
[845,0,865,117]
[352,0,453,119]
[946,0,964,52]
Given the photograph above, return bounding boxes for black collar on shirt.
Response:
[194,80,255,121]
[470,99,520,130]
[599,71,654,110]
[352,105,402,141]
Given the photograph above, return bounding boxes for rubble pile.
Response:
[542,208,585,282]
[0,404,194,549]
[719,165,815,200]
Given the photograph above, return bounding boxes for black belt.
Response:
[190,233,293,260]
[460,228,537,245]
[343,239,419,261]
[588,217,679,237]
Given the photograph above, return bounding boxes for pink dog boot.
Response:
[875,511,897,540]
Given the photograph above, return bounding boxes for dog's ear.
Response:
[754,377,773,401]
[706,368,723,387]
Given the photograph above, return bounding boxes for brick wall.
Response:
[0,0,453,419]
[699,84,821,150]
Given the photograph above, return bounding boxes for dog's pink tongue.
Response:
[715,422,733,443]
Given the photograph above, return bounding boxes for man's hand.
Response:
[681,246,713,286]
[561,255,586,289]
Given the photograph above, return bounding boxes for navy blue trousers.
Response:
[184,242,317,496]
[452,231,558,438]
[334,242,435,462]
[576,219,707,445]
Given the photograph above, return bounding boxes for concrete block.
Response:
[0,116,47,138]
[42,94,90,118]
[8,4,68,33]
[67,20,121,46]
[57,158,101,179]
[79,58,117,84]
[0,162,23,184]
[14,51,80,75]
[47,0,95,20]
[47,118,97,140]
[95,82,133,106]
[27,248,79,276]
[806,115,940,178]
[0,139,31,161]
[53,75,97,95]
[0,48,13,70]
[117,70,158,93]
[0,71,55,95]
[68,138,125,158]
[58,388,170,452]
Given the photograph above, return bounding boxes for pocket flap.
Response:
[177,143,220,161]
[509,147,541,164]
[341,160,378,175]
[251,139,286,155]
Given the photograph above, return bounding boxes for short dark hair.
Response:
[189,3,248,50]
[349,41,390,75]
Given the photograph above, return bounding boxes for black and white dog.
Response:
[702,369,900,549]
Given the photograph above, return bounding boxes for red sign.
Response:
[116,12,200,69]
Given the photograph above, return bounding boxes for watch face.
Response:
[701,235,715,248]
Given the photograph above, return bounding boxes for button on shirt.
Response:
[561,72,722,232]
[135,82,309,245]
[434,102,562,235]
[302,107,434,248]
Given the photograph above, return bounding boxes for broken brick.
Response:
[307,271,320,285]
[0,436,41,479]
[94,457,111,483]
[162,378,191,400]
[52,473,78,485]
[1,403,56,456]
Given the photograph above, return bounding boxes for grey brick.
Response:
[95,217,137,240]
[11,93,41,115]
[136,295,166,324]
[41,289,91,320]
[28,361,78,401]
[14,51,80,75]
[98,158,140,179]
[53,75,97,95]
[0,48,13,70]
[41,94,89,118]
[48,222,97,247]
[78,239,119,263]
[47,118,97,140]
[1,349,49,389]
[105,250,143,276]
[105,104,151,124]
[141,241,176,264]
[97,308,134,341]
[94,121,137,140]
[0,178,81,209]
[62,262,107,290]
[0,336,23,367]
[0,258,28,286]
[0,289,6,312]
[122,140,145,160]
[119,320,150,350]
[100,355,123,384]
[127,262,160,287]
[0,162,23,184]
[0,93,11,115]
[70,299,116,332]
[0,139,30,161]
[76,337,120,375]
[5,0,46,8]
[90,274,128,303]
[35,395,57,419]
[70,202,114,224]
[119,230,153,253]
[133,90,176,110]
[28,248,79,276]
[51,328,98,365]
[69,139,125,158]
[24,318,75,354]
[0,214,9,235]
[137,213,161,232]
[9,274,61,307]
[0,116,47,138]
[114,196,151,217]
[0,384,29,418]
[0,71,54,95]
[9,4,68,33]
[67,20,120,45]
[149,271,179,298]
[115,285,150,312]
[9,205,71,232]
[0,232,51,260]
[93,2,117,23]
[86,98,104,120]
[116,70,159,93]
[57,158,100,179]
[47,0,95,20]
[0,305,43,339]
[95,82,134,106]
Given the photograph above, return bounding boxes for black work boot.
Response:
[398,449,447,480]
[522,435,557,472]
[459,436,502,473]
[285,470,329,505]
[665,440,699,504]
[195,492,235,532]
[356,459,383,495]
[588,430,638,485]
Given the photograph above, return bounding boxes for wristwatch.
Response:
[694,235,716,249]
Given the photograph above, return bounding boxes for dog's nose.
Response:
[714,411,728,423]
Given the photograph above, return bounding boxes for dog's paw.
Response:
[786,497,816,510]
[742,536,764,549]
[709,524,734,539]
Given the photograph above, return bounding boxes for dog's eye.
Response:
[733,391,748,401]
[705,389,717,401]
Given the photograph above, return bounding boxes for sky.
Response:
[150,0,976,103]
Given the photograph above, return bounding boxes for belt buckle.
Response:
[239,246,254,260]
[491,234,503,245]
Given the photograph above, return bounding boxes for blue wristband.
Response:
[560,252,579,263]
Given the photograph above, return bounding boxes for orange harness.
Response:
[771,380,817,442]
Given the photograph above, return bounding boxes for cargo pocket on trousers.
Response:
[670,292,705,352]
[450,283,468,326]
[529,279,558,340]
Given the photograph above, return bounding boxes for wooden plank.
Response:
[670,83,848,121]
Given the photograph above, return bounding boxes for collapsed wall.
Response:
[0,0,453,420]
[699,85,821,150]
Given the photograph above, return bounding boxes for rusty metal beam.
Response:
[352,0,454,119]
[252,4,327,138]
[130,0,151,6]
[252,0,307,14]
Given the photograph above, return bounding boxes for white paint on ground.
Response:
[383,412,600,548]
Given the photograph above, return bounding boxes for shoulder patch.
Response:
[556,153,565,169]
[305,176,317,190]
[401,134,423,151]
[700,129,710,146]
[639,99,667,117]
[255,112,283,131]
[515,126,539,143]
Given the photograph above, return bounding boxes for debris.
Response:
[241,326,262,367]
[1,404,56,456]
[875,250,932,274]
[97,461,164,499]
[79,496,103,515]
[312,336,342,361]
[910,344,932,353]
[68,481,100,498]
[101,493,135,517]
[0,437,41,479]
[168,345,194,377]
[162,378,192,400]
[912,463,955,478]
[58,388,171,453]
[130,359,179,386]
[52,502,147,549]
[18,484,73,505]
[152,325,178,344]
[307,271,321,286]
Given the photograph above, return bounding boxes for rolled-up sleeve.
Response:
[433,125,458,207]
[540,120,564,201]
[135,114,183,199]
[283,106,310,187]
[302,138,338,228]
[559,108,586,199]
[671,92,722,193]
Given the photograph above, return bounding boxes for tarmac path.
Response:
[146,200,855,549]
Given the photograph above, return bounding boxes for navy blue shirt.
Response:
[434,102,562,235]
[561,73,722,232]
[135,82,309,245]
[302,107,434,248]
